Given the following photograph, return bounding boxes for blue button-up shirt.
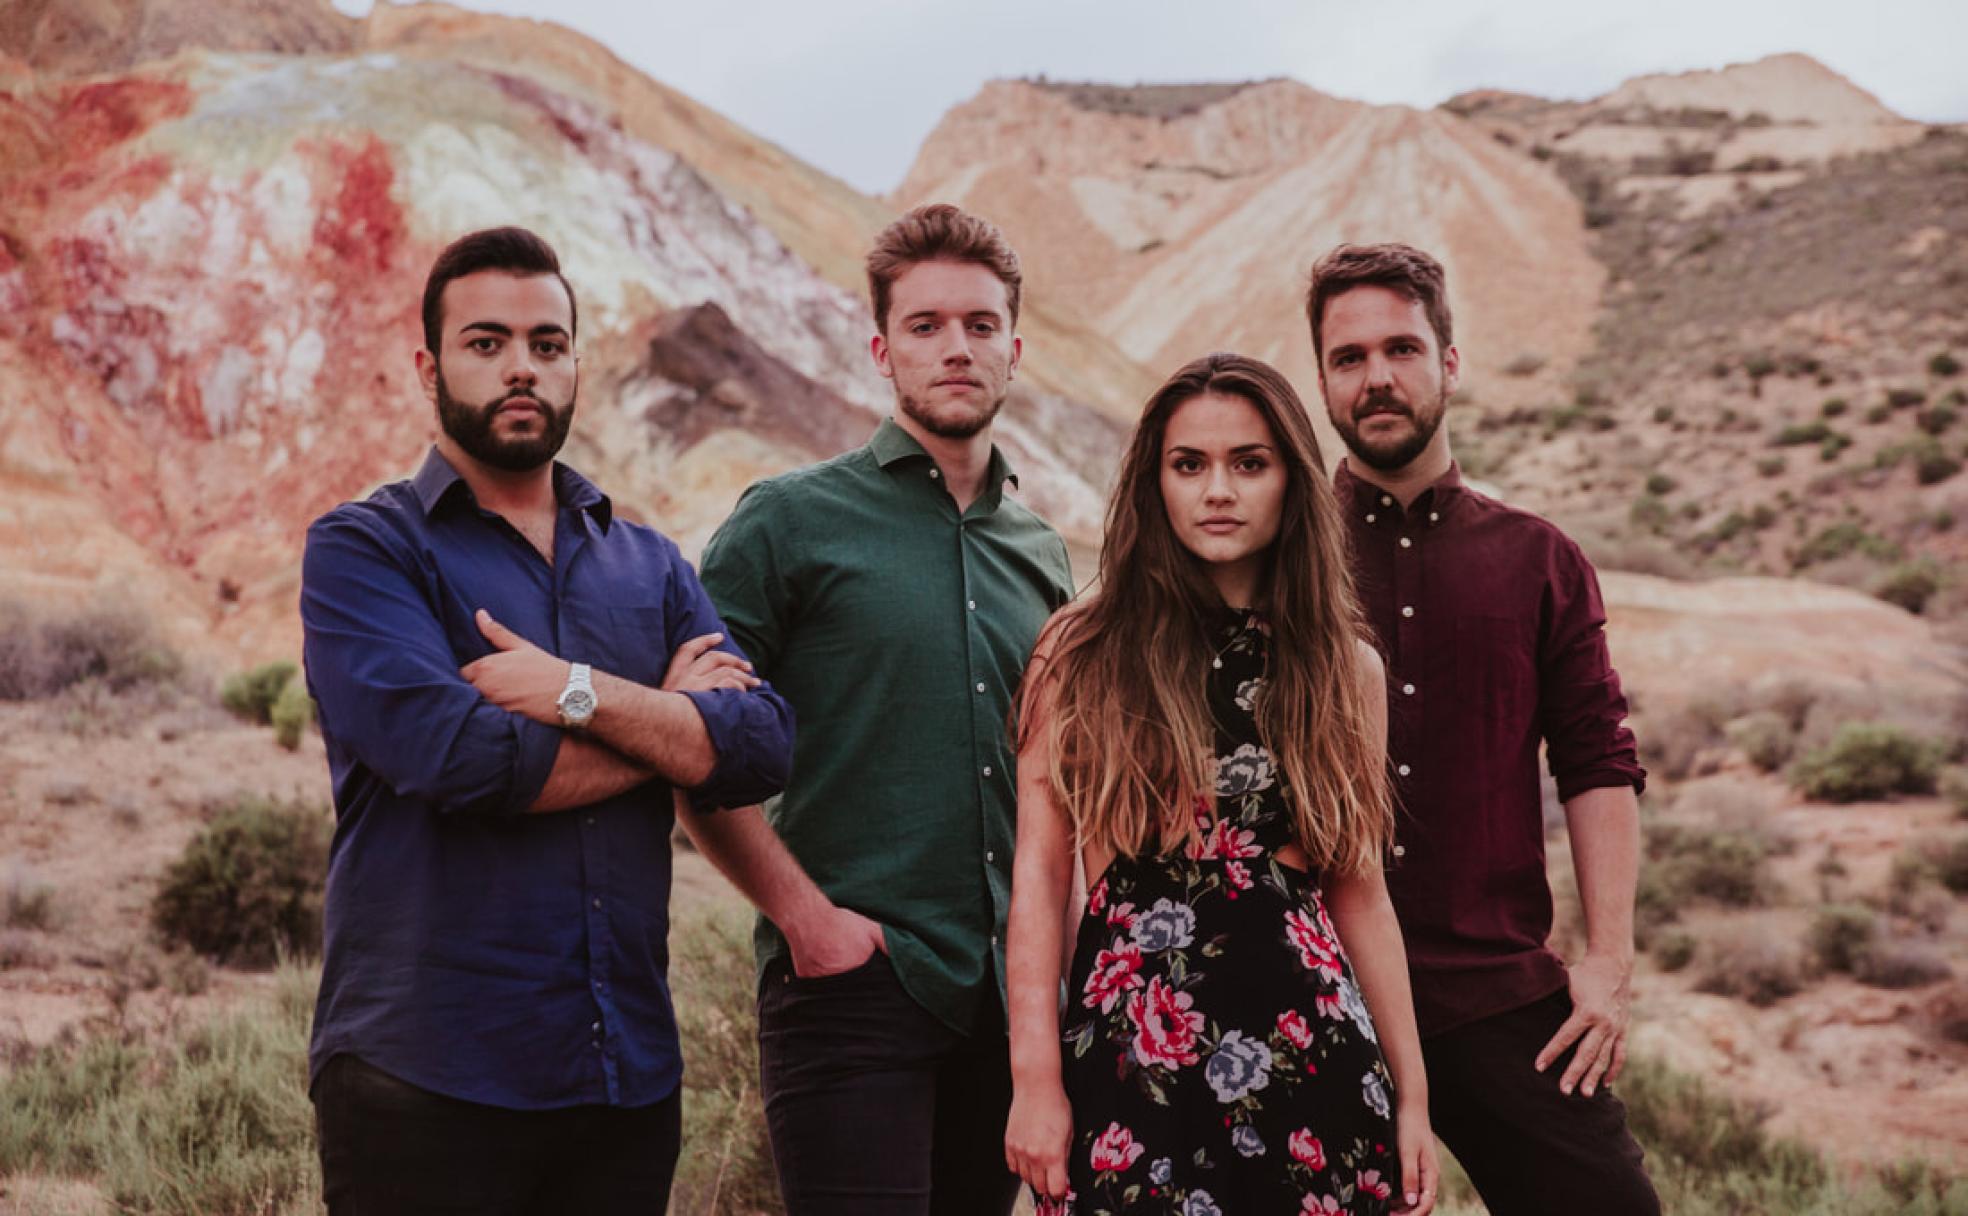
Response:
[300,448,792,1110]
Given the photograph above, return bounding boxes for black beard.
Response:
[436,370,574,472]
[1333,387,1444,473]
[898,388,1004,440]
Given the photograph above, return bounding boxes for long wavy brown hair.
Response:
[1024,352,1391,874]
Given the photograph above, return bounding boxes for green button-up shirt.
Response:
[699,419,1074,1034]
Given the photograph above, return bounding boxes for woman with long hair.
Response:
[1003,353,1437,1215]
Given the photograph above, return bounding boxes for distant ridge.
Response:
[1026,79,1271,120]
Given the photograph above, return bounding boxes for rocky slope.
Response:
[0,0,1126,669]
[895,77,1604,408]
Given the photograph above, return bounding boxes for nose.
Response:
[1363,349,1395,390]
[938,326,974,366]
[503,344,539,386]
[1203,463,1235,505]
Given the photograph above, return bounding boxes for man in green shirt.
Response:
[690,204,1073,1215]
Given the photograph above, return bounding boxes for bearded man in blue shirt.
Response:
[300,227,793,1216]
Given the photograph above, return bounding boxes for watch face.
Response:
[561,689,596,722]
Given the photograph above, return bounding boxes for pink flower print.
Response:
[1284,909,1342,982]
[1082,940,1146,1013]
[1088,1122,1145,1174]
[1288,1128,1327,1171]
[1126,976,1204,1069]
[1357,1169,1392,1200]
[1276,1009,1313,1049]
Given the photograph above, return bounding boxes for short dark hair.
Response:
[421,227,577,354]
[1305,243,1453,365]
[866,204,1022,335]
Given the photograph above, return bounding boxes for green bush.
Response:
[1866,404,1893,424]
[1808,903,1877,973]
[151,797,331,967]
[1772,420,1832,447]
[1694,931,1805,1006]
[1791,724,1942,803]
[1920,404,1960,435]
[1875,562,1944,614]
[220,661,298,726]
[1937,836,1968,894]
[1794,521,1900,568]
[3,867,57,930]
[1932,351,1963,377]
[0,601,182,701]
[1819,432,1852,462]
[271,679,315,751]
[1855,939,1953,989]
[1888,387,1929,410]
[1820,397,1848,417]
[1942,767,1968,818]
[1641,823,1772,912]
[1917,449,1962,485]
[1654,931,1697,972]
[1727,711,1796,772]
[1646,472,1678,495]
[1756,454,1786,477]
[1630,493,1672,533]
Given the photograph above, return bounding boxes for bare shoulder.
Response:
[1352,636,1385,685]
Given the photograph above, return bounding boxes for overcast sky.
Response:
[336,0,1968,196]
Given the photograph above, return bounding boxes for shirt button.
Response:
[1380,494,1392,506]
[929,468,941,479]
[1397,763,1412,777]
[1393,844,1407,859]
[1401,606,1414,618]
[967,599,977,611]
[590,1020,601,1033]
[1429,512,1440,523]
[985,850,996,863]
[990,934,1000,946]
[975,681,986,693]
[585,816,596,826]
[592,897,602,909]
[982,765,994,777]
[1365,513,1376,523]
[1399,537,1413,549]
[1402,683,1416,696]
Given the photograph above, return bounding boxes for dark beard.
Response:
[899,389,1004,440]
[1333,386,1444,473]
[436,371,574,472]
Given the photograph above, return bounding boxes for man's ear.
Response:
[1441,344,1461,397]
[416,347,439,405]
[870,332,894,380]
[1007,334,1022,381]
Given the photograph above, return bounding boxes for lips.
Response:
[1199,517,1243,534]
[935,378,982,390]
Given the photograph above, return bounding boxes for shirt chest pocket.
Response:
[1452,614,1536,724]
[563,605,673,688]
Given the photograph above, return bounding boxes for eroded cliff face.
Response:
[0,24,1122,666]
[894,78,1606,404]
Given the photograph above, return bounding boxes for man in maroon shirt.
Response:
[1305,243,1659,1215]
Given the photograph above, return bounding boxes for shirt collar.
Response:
[868,417,1020,490]
[410,446,614,529]
[1334,459,1465,524]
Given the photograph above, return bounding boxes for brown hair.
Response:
[1305,243,1452,365]
[1021,352,1392,873]
[422,227,576,354]
[866,204,1022,334]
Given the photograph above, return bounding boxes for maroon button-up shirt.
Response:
[1335,461,1645,1037]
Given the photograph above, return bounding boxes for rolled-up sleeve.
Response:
[301,511,560,816]
[1538,537,1646,802]
[662,541,794,811]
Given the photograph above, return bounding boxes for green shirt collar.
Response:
[869,416,1020,492]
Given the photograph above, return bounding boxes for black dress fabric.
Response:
[1052,611,1401,1216]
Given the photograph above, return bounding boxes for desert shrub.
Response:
[1654,404,1676,423]
[1791,724,1942,802]
[1794,521,1900,568]
[1820,397,1848,417]
[1855,939,1953,989]
[1888,387,1930,410]
[1639,823,1772,928]
[1808,903,1877,973]
[1503,352,1545,376]
[1866,404,1893,424]
[1933,352,1963,377]
[1917,449,1962,485]
[670,903,783,1215]
[1943,767,1968,818]
[3,866,56,931]
[1639,704,1727,781]
[1654,931,1697,972]
[1726,711,1796,772]
[0,601,181,701]
[219,661,297,726]
[1875,562,1944,613]
[151,797,331,967]
[1694,928,1805,1006]
[1772,420,1832,446]
[1744,353,1778,380]
[270,680,314,751]
[1933,983,1968,1045]
[1645,472,1678,496]
[0,963,319,1214]
[1755,454,1786,477]
[1920,404,1960,435]
[1819,432,1852,462]
[1935,836,1968,894]
[1629,493,1671,533]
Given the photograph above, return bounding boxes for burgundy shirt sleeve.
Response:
[1537,537,1646,802]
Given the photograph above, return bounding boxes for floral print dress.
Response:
[1052,611,1400,1216]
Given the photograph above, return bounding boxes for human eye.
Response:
[467,336,500,354]
[1236,455,1270,474]
[1391,341,1422,357]
[1170,454,1202,474]
[910,321,937,336]
[970,320,998,335]
[533,339,567,358]
[1330,351,1360,368]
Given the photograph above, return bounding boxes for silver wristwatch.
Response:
[556,662,597,730]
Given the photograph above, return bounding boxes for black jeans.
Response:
[313,1053,681,1216]
[756,951,1020,1216]
[1424,990,1661,1216]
